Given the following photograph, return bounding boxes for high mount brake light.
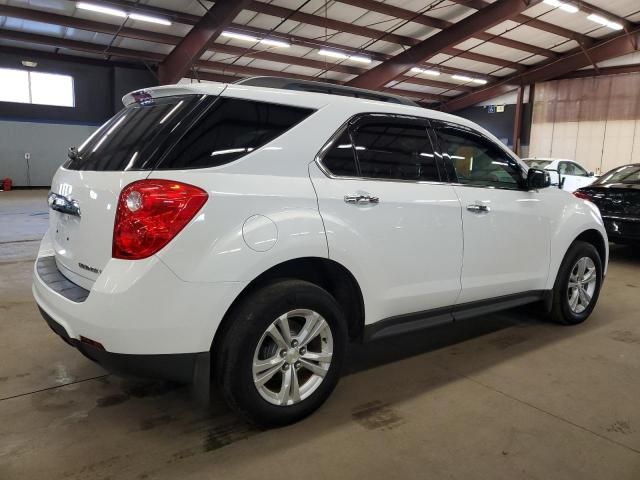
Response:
[113,180,208,260]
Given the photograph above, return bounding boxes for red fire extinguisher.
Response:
[2,178,12,191]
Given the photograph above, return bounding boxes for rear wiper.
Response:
[68,146,81,161]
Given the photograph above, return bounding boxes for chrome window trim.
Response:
[314,112,449,186]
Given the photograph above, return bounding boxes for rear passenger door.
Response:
[309,114,463,323]
[432,121,551,304]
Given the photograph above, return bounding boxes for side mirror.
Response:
[589,171,595,177]
[527,168,551,190]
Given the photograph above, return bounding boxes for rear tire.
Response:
[550,241,602,325]
[214,279,347,427]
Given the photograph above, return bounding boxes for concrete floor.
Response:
[1,189,639,480]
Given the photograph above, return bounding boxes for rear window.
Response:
[159,98,314,169]
[65,96,314,171]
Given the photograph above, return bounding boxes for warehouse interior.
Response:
[1,0,640,478]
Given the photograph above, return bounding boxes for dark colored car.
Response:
[575,164,640,244]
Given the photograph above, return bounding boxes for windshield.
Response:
[594,165,640,185]
[523,159,552,169]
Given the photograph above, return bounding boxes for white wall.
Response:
[529,74,640,174]
[0,120,97,186]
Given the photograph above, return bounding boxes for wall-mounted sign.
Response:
[487,104,506,114]
[496,105,505,113]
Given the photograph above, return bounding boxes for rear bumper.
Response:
[39,306,205,383]
[32,230,245,356]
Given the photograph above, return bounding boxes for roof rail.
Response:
[234,76,419,107]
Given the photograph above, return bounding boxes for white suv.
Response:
[34,78,608,426]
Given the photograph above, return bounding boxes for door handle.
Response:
[466,204,490,213]
[344,194,380,205]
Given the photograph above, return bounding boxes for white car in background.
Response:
[522,158,597,192]
[34,78,609,427]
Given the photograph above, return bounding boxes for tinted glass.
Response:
[66,95,197,171]
[594,165,640,185]
[160,98,314,169]
[437,125,522,189]
[322,131,358,176]
[351,120,439,181]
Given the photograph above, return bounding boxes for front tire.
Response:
[215,279,347,427]
[550,241,603,325]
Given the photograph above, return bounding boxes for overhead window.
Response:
[0,68,75,107]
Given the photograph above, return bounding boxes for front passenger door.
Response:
[433,122,551,304]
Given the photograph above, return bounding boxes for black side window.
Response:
[351,119,439,181]
[436,125,523,189]
[159,98,314,169]
[322,131,358,176]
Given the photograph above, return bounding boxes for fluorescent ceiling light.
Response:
[76,2,126,17]
[587,14,623,30]
[221,31,258,42]
[259,38,290,48]
[471,78,488,85]
[349,55,371,64]
[21,60,38,68]
[318,49,348,60]
[559,3,578,13]
[128,13,171,25]
[543,0,578,13]
[411,67,440,76]
[452,74,473,82]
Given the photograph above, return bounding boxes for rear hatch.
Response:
[48,88,221,289]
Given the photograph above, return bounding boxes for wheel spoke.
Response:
[578,287,592,306]
[577,257,587,278]
[277,367,293,405]
[568,289,580,311]
[266,322,289,350]
[253,354,283,376]
[301,351,332,363]
[254,362,283,386]
[289,369,301,403]
[275,314,293,346]
[582,267,596,284]
[299,358,327,378]
[298,314,328,348]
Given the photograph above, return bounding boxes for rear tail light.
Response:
[113,180,208,259]
[573,191,592,201]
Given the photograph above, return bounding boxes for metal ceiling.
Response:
[0,0,638,110]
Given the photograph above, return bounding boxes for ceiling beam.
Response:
[442,26,640,111]
[447,0,594,45]
[60,0,504,78]
[556,63,640,79]
[336,0,556,58]
[346,0,533,90]
[245,0,528,70]
[158,0,251,84]
[206,43,473,92]
[0,5,180,45]
[0,4,476,91]
[0,29,446,103]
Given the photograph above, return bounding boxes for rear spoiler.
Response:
[122,83,227,106]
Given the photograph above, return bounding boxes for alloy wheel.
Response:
[567,256,597,314]
[252,309,333,406]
